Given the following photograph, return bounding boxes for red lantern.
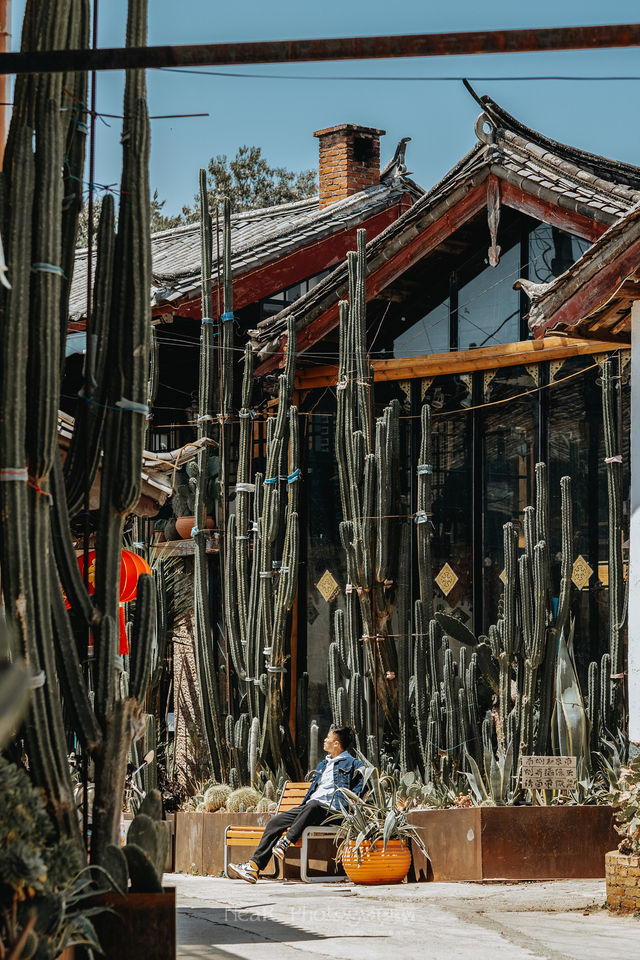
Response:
[75,550,152,655]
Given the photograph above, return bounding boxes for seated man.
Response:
[227,724,364,883]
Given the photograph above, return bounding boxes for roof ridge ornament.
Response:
[475,112,496,146]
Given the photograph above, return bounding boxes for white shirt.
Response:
[308,751,350,809]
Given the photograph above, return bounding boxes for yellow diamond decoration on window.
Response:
[572,555,593,591]
[435,562,459,597]
[316,569,340,603]
[499,568,506,584]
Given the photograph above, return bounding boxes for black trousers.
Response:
[251,800,333,870]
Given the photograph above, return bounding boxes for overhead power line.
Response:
[0,23,639,75]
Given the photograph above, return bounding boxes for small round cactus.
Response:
[256,796,271,813]
[203,784,232,812]
[226,786,260,812]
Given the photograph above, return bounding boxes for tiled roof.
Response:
[518,201,640,341]
[252,94,640,361]
[68,170,422,320]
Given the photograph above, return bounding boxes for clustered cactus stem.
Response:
[0,0,159,867]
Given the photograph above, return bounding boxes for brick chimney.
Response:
[314,124,385,209]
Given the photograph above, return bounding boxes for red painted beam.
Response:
[160,203,403,321]
[255,177,614,377]
[2,24,639,74]
[532,234,640,339]
[499,180,607,243]
[255,181,489,376]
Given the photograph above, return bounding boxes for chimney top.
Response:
[313,123,386,139]
[314,124,386,209]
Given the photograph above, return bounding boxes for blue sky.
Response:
[11,1,640,217]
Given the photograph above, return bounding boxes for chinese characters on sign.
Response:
[521,755,577,791]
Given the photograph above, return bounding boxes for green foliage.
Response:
[121,788,168,893]
[612,755,640,855]
[331,766,428,863]
[181,145,316,220]
[202,784,232,812]
[226,786,260,813]
[0,757,107,959]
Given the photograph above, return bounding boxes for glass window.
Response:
[529,223,590,284]
[457,243,521,351]
[480,366,537,629]
[428,376,474,625]
[393,298,449,358]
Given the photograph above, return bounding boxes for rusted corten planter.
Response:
[341,839,412,885]
[175,811,271,875]
[408,806,617,881]
[175,810,342,879]
[605,851,640,912]
[90,888,176,960]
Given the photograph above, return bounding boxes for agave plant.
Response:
[331,766,428,864]
[464,737,519,806]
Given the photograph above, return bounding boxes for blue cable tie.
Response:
[263,477,278,485]
[191,526,200,538]
[287,468,301,484]
[32,263,67,279]
[221,311,234,321]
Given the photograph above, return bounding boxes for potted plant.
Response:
[0,757,110,960]
[606,753,640,912]
[333,768,427,885]
[172,461,218,539]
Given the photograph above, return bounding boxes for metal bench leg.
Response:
[300,828,346,883]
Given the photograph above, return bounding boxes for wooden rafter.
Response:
[295,336,621,389]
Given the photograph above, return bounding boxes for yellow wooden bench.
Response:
[224,781,342,882]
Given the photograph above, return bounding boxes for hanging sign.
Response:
[521,755,577,791]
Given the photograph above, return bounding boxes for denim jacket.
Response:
[303,753,365,810]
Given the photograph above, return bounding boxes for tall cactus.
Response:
[0,0,160,867]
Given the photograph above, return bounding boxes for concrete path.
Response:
[170,873,639,960]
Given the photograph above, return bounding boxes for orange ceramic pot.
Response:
[175,516,215,539]
[340,839,412,885]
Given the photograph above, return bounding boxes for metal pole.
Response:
[0,23,639,74]
[0,0,10,157]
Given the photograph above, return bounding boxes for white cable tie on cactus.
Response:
[280,566,290,574]
[235,482,255,493]
[605,454,623,464]
[132,541,145,548]
[266,665,287,673]
[197,414,215,422]
[345,583,353,594]
[263,647,272,655]
[238,410,257,419]
[0,467,28,481]
[29,671,46,689]
[417,463,433,475]
[414,510,429,524]
[0,228,11,290]
[336,378,348,391]
[235,534,250,540]
[116,397,149,415]
[259,570,273,579]
[250,521,259,532]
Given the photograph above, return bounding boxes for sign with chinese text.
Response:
[521,755,577,790]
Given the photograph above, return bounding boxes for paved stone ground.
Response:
[170,873,639,960]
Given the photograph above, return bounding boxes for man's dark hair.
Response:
[329,725,353,752]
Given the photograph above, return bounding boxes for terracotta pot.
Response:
[175,516,214,539]
[341,838,412,885]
